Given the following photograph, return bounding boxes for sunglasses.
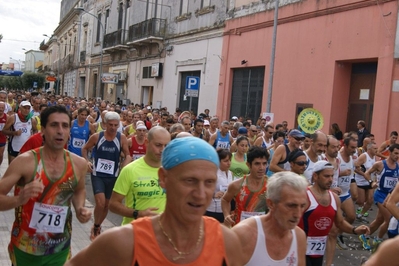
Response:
[294,137,305,141]
[252,130,258,133]
[294,161,307,166]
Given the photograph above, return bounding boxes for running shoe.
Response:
[90,225,101,241]
[363,212,369,217]
[356,207,362,214]
[336,235,348,250]
[372,238,383,253]
[359,234,371,250]
[360,256,368,265]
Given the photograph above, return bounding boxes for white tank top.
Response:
[246,216,298,266]
[303,152,320,184]
[337,152,353,196]
[11,114,32,152]
[354,153,376,186]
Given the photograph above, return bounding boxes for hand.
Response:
[139,207,159,218]
[355,225,370,235]
[15,129,22,136]
[371,181,378,189]
[76,207,92,223]
[18,179,44,205]
[223,214,235,228]
[214,191,224,199]
[342,169,351,176]
[87,161,93,173]
[330,187,342,196]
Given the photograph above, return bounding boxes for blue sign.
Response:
[185,76,200,97]
[33,82,38,88]
[0,70,23,76]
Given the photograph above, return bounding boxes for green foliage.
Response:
[0,72,45,90]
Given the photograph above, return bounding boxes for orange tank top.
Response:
[9,147,78,256]
[234,175,268,225]
[132,217,228,266]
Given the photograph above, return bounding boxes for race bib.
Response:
[0,123,5,130]
[220,185,228,192]
[338,176,350,187]
[306,236,327,256]
[96,158,115,175]
[240,211,264,221]
[384,176,397,189]
[72,138,85,148]
[216,141,229,149]
[29,202,68,233]
[20,126,28,134]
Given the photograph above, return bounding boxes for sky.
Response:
[0,0,61,66]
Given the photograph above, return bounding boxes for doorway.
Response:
[178,71,200,114]
[346,62,377,132]
[79,77,85,98]
[142,86,153,106]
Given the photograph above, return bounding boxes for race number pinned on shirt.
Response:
[216,141,229,149]
[306,236,327,256]
[384,176,398,189]
[72,138,85,148]
[220,185,228,192]
[240,211,264,221]
[29,202,68,233]
[96,158,115,175]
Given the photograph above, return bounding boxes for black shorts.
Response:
[306,256,323,266]
[91,175,117,199]
[357,184,373,190]
[7,144,19,157]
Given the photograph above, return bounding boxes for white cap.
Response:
[20,101,32,107]
[204,120,210,126]
[136,122,147,130]
[231,116,238,120]
[313,161,334,173]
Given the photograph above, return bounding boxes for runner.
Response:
[65,137,244,266]
[298,161,370,266]
[109,126,170,225]
[82,111,131,241]
[233,172,308,266]
[209,120,234,150]
[303,132,327,183]
[377,131,398,160]
[127,121,147,161]
[222,146,269,227]
[0,101,8,166]
[68,107,93,156]
[0,105,91,266]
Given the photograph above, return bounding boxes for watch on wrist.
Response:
[352,226,358,235]
[133,210,139,219]
[368,179,373,184]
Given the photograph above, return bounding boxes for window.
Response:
[201,0,210,8]
[179,0,188,15]
[96,13,102,43]
[118,2,123,30]
[105,9,109,34]
[142,66,152,79]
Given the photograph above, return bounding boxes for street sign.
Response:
[0,70,23,76]
[185,76,200,97]
[33,82,38,88]
[46,76,57,82]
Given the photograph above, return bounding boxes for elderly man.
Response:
[65,137,244,266]
[82,111,131,241]
[233,172,308,266]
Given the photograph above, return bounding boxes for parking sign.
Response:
[185,76,200,97]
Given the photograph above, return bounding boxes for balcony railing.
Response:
[104,29,128,48]
[128,18,166,43]
[40,40,49,51]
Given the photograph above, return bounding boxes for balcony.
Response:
[127,18,166,45]
[40,40,49,51]
[103,29,129,52]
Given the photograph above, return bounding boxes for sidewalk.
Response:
[0,152,116,266]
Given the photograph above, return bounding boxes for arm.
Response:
[364,237,399,265]
[65,225,133,266]
[354,154,367,176]
[222,225,246,266]
[120,134,132,168]
[81,134,98,172]
[208,133,216,146]
[71,154,92,223]
[229,141,237,153]
[334,193,370,235]
[376,142,389,160]
[364,162,382,189]
[253,137,262,147]
[221,180,241,227]
[123,125,131,137]
[31,116,38,134]
[2,115,17,136]
[269,145,286,173]
[295,226,307,266]
[386,183,399,220]
[0,153,43,211]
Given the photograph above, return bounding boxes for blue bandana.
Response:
[162,137,219,170]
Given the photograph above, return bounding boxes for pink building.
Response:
[217,0,399,142]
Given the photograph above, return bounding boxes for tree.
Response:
[21,72,45,90]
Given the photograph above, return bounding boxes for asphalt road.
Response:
[84,175,378,265]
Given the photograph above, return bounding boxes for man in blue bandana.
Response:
[66,137,244,266]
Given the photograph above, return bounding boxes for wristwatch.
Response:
[368,179,373,184]
[133,210,139,219]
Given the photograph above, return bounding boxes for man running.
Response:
[109,126,170,225]
[68,107,93,156]
[209,120,234,150]
[127,121,147,161]
[0,101,8,166]
[303,132,327,183]
[0,105,91,266]
[221,146,269,227]
[233,172,308,266]
[270,129,304,172]
[65,137,244,266]
[82,111,131,241]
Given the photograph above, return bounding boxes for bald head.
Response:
[148,126,170,142]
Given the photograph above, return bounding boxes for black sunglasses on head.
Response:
[294,161,307,166]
